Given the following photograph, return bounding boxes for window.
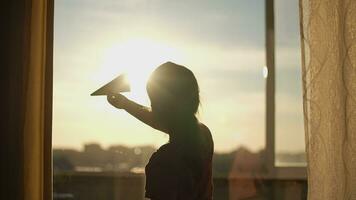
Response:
[274,0,306,167]
[53,0,306,199]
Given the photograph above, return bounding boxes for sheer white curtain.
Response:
[299,0,355,199]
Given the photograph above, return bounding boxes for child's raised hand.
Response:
[107,93,129,109]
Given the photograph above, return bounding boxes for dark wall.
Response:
[0,0,30,199]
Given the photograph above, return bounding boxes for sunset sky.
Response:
[53,0,304,153]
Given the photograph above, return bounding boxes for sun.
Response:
[99,38,185,105]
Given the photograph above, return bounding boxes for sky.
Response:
[53,0,304,153]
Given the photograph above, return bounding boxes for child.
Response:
[107,62,214,200]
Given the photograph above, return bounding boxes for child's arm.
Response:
[107,94,169,134]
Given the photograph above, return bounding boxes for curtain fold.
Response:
[23,0,53,199]
[299,0,356,199]
[1,0,53,199]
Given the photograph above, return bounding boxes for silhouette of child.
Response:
[107,62,214,200]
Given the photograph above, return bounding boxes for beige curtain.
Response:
[23,0,53,199]
[299,0,356,199]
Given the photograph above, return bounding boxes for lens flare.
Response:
[100,38,185,105]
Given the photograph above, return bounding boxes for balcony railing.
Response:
[54,171,307,200]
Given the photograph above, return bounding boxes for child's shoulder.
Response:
[198,122,211,135]
[198,122,214,151]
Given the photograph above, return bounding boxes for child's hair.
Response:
[146,61,200,120]
[146,61,204,178]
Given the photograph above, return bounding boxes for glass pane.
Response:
[275,0,306,166]
[53,0,266,199]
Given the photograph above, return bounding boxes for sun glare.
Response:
[99,38,185,105]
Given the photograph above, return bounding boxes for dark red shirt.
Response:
[145,127,213,200]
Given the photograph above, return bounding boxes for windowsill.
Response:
[226,166,307,180]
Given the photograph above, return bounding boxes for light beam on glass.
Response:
[263,65,268,78]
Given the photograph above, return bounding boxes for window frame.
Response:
[49,0,307,183]
[265,0,307,179]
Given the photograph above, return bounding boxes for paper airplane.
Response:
[91,74,130,96]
